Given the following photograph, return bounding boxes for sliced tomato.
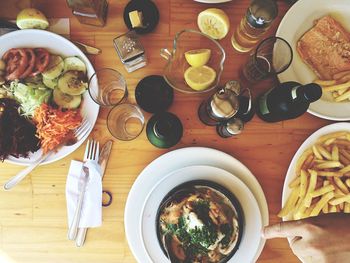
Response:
[20,49,36,79]
[30,48,49,76]
[2,48,28,81]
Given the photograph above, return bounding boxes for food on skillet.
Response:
[157,181,243,263]
[297,15,350,80]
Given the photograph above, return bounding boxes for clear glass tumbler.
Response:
[88,68,128,107]
[241,36,293,83]
[107,103,145,141]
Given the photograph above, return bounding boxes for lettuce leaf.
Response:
[11,81,52,117]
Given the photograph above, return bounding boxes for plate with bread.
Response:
[276,0,350,121]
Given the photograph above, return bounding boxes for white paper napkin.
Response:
[66,160,102,228]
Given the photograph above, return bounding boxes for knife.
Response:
[75,140,113,247]
[0,18,101,55]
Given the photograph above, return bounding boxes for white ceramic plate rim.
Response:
[0,29,99,166]
[194,0,232,3]
[276,0,350,121]
[282,122,350,216]
[140,165,262,263]
[124,147,268,263]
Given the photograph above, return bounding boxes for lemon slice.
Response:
[184,65,217,91]
[197,8,230,40]
[16,8,49,30]
[185,49,212,67]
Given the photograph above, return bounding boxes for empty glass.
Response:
[107,103,145,141]
[88,68,128,107]
[241,36,293,83]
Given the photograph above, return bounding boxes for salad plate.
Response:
[0,29,99,165]
[276,0,350,121]
[125,147,268,263]
[141,165,262,263]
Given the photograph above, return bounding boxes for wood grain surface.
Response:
[0,0,333,262]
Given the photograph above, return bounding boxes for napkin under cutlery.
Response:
[66,160,102,228]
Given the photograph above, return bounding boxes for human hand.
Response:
[262,213,350,263]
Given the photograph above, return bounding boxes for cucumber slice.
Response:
[42,55,64,80]
[63,56,86,73]
[43,76,58,89]
[53,88,82,109]
[57,71,88,96]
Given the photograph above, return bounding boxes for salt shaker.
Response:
[231,0,278,53]
[198,81,252,126]
[216,118,244,138]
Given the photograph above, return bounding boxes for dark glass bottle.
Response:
[146,112,183,149]
[256,82,322,122]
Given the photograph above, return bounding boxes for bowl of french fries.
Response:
[280,123,350,221]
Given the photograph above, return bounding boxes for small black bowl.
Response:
[156,180,244,263]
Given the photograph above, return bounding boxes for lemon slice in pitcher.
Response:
[184,65,217,91]
[185,49,211,67]
[197,8,230,40]
[16,8,49,30]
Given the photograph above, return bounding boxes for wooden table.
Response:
[0,0,333,262]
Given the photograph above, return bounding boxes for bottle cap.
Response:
[226,118,244,135]
[246,0,278,29]
[146,112,183,149]
[302,83,322,102]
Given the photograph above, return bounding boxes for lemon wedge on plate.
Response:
[184,65,217,91]
[185,49,212,67]
[16,8,49,30]
[197,8,230,40]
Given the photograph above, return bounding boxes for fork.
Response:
[3,118,91,191]
[67,139,99,241]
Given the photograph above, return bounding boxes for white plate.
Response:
[0,29,99,165]
[282,122,350,217]
[276,0,350,121]
[125,147,268,263]
[194,0,232,3]
[141,165,262,263]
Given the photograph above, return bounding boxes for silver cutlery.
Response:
[75,140,113,247]
[3,118,91,191]
[67,139,99,241]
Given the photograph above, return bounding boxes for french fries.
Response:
[315,76,350,102]
[279,131,350,219]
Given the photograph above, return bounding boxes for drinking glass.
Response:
[241,36,293,83]
[88,68,128,107]
[107,103,145,141]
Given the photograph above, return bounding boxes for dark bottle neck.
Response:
[295,83,322,103]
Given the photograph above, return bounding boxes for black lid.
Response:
[135,75,174,113]
[301,83,322,102]
[123,0,160,34]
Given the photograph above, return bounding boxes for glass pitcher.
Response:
[160,29,225,94]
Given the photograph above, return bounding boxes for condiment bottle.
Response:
[66,0,108,27]
[231,0,278,53]
[216,118,244,138]
[146,112,183,149]
[256,82,322,123]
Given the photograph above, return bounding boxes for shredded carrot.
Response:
[33,104,82,154]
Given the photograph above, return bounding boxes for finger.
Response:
[262,220,305,239]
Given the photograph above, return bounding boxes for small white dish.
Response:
[141,165,262,263]
[276,0,350,121]
[0,30,99,165]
